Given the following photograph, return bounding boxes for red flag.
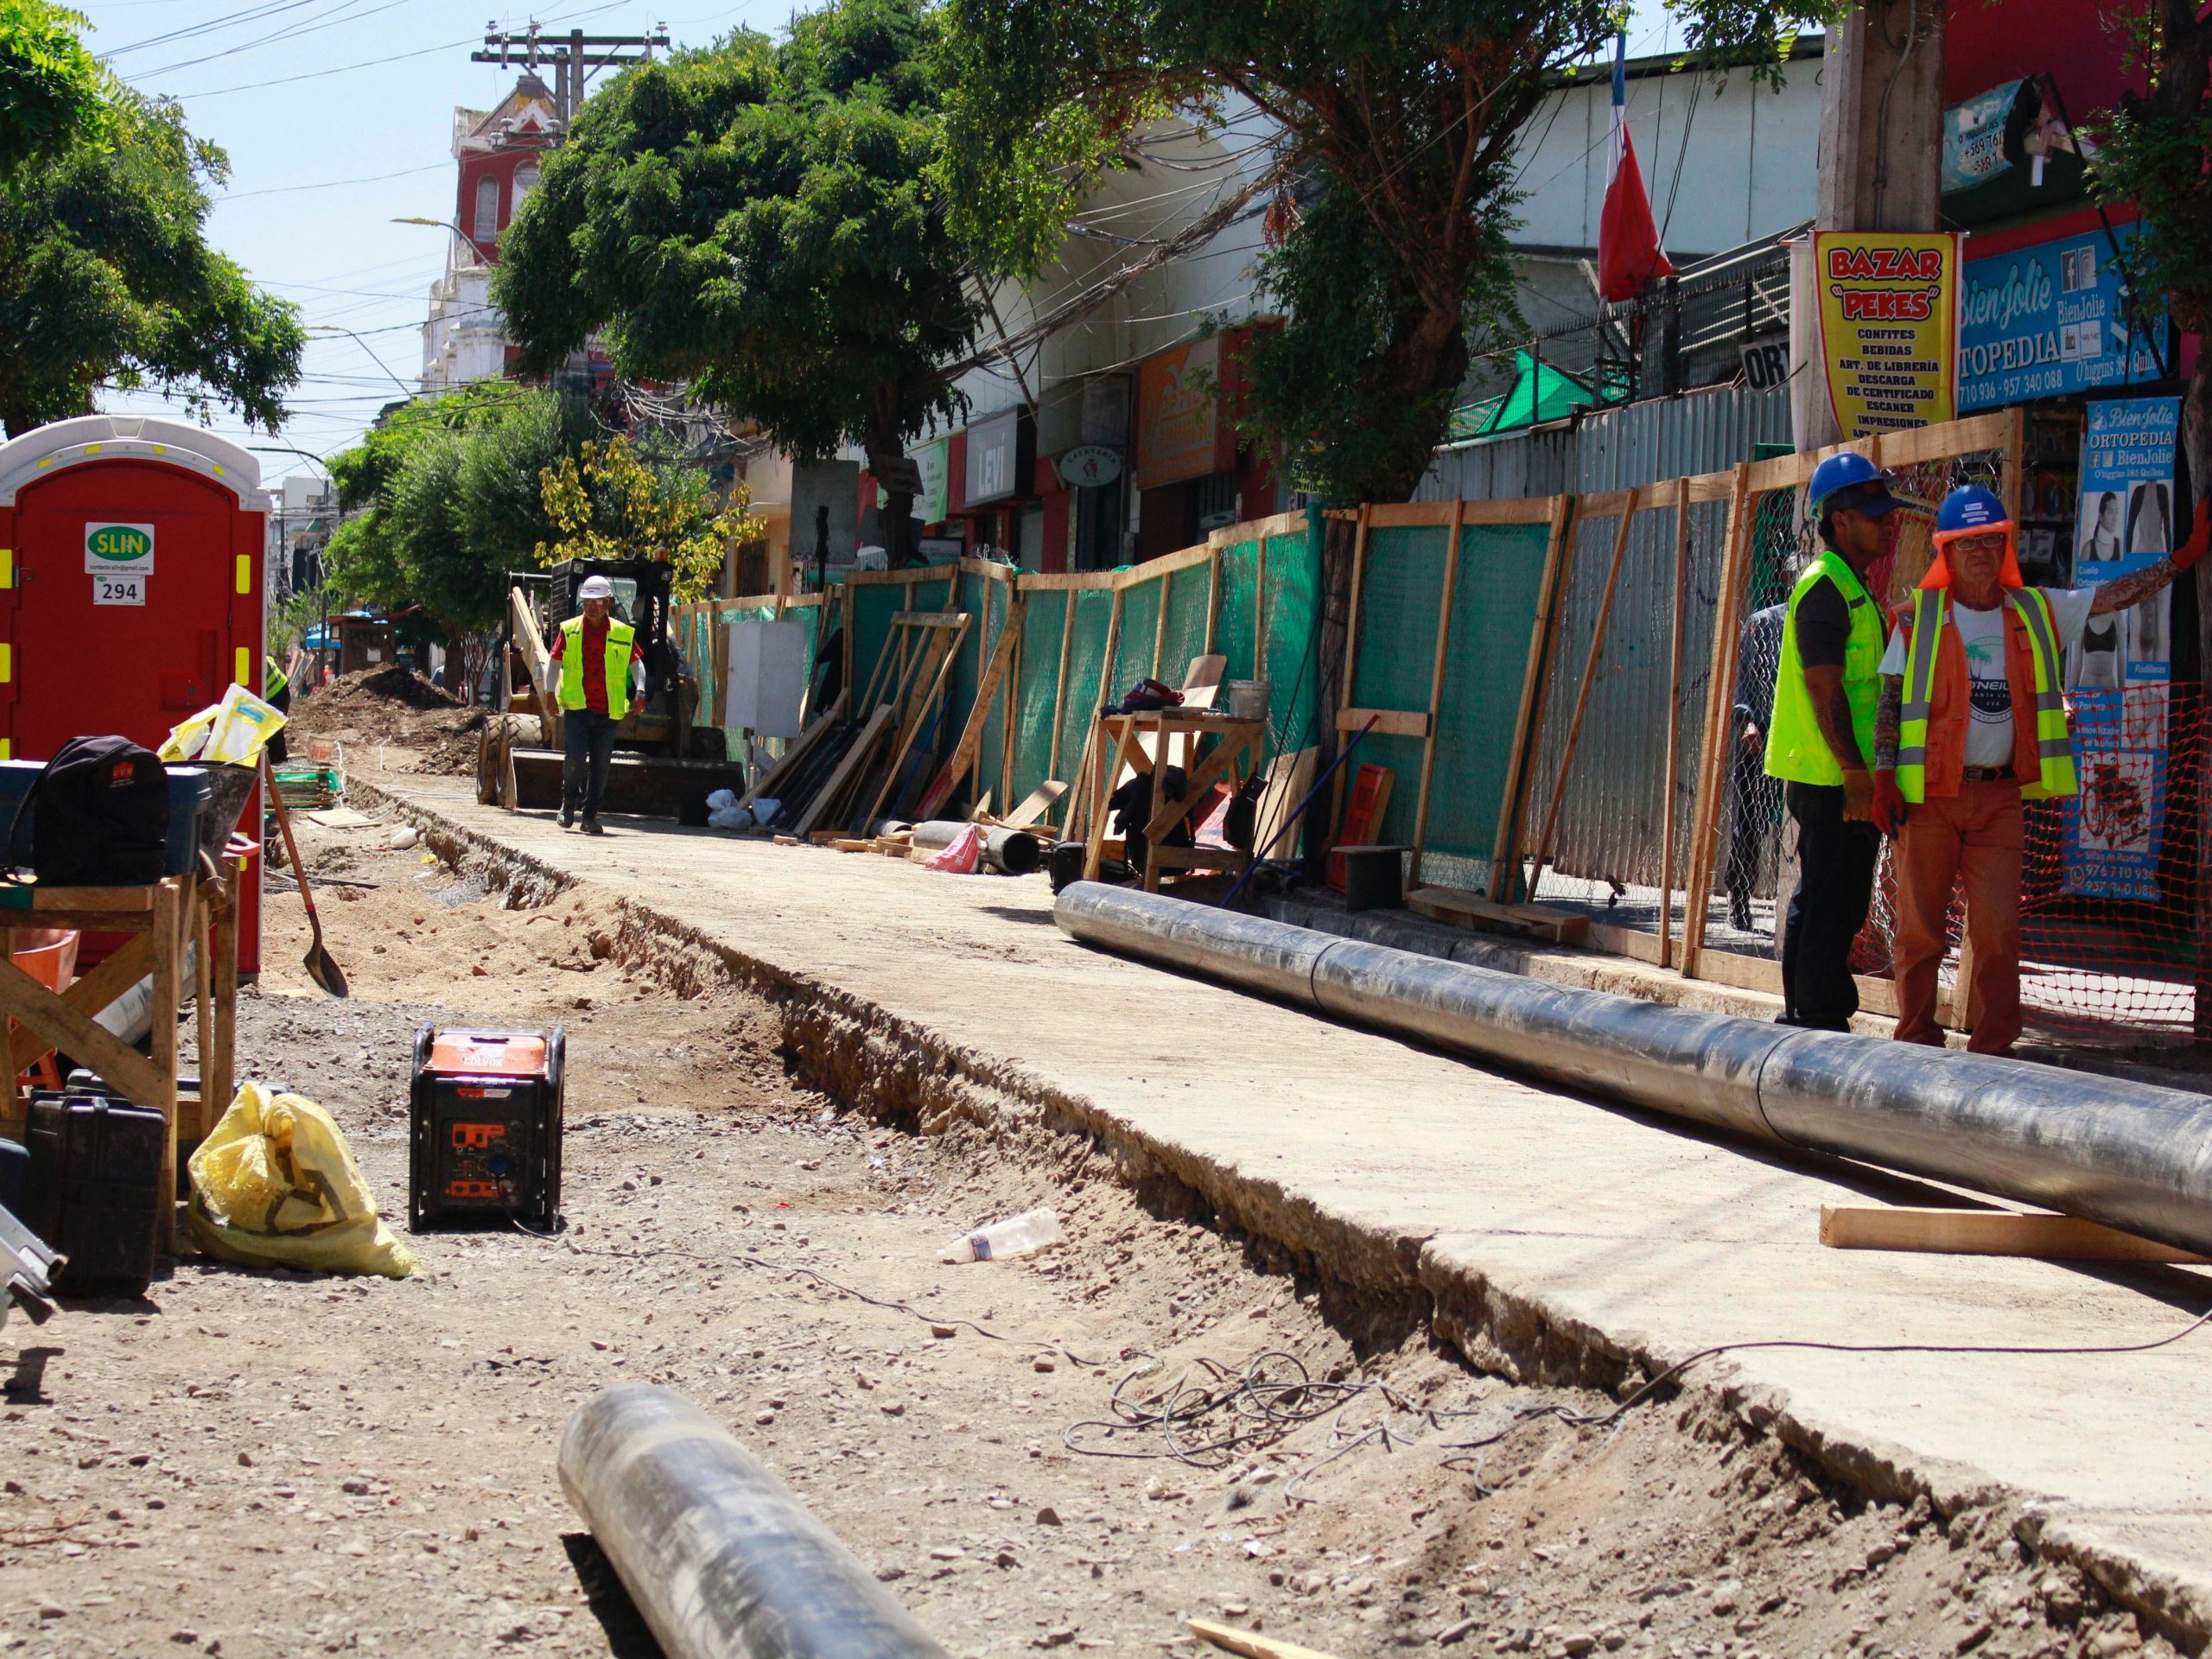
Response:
[1598,121,1675,302]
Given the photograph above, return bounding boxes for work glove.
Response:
[1841,766,1873,824]
[2175,502,2211,572]
[1872,768,1906,837]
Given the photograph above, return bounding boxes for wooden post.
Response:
[150,877,183,1243]
[1408,501,1466,887]
[1254,533,1269,681]
[210,886,237,1131]
[1681,464,1757,982]
[1327,507,1373,848]
[1527,489,1642,895]
[1046,591,1077,782]
[191,891,214,1142]
[1001,590,1023,810]
[1658,476,1692,969]
[1204,549,1221,655]
[1150,573,1169,679]
[1490,494,1578,901]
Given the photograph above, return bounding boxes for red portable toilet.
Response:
[0,415,268,972]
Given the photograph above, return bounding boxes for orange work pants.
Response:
[1891,777,2024,1055]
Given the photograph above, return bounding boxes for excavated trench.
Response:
[360,782,2203,1657]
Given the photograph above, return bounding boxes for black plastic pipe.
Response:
[559,1384,951,1659]
[1053,882,2212,1257]
[908,819,1043,875]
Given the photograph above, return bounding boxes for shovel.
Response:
[262,755,349,998]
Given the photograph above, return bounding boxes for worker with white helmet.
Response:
[544,574,641,835]
[1872,484,2203,1054]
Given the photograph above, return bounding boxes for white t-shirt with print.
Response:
[1877,588,2096,769]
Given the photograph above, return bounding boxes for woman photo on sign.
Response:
[2127,480,2171,556]
[2080,491,2122,563]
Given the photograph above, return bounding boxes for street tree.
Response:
[940,0,1835,503]
[326,389,588,685]
[2088,2,2212,508]
[495,0,979,562]
[535,435,760,603]
[0,2,107,179]
[0,83,302,435]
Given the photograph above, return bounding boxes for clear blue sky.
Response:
[83,0,1683,493]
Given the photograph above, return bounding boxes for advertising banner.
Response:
[1959,222,2160,410]
[1135,335,1219,491]
[909,437,949,524]
[1814,231,1961,441]
[2063,394,2178,900]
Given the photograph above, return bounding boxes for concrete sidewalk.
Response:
[361,769,2212,1638]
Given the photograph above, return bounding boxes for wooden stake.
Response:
[1681,464,1756,982]
[915,612,1020,819]
[1204,547,1221,655]
[1408,499,1466,887]
[1327,506,1373,853]
[1188,1618,1344,1659]
[1046,592,1077,782]
[1820,1204,2205,1263]
[1489,493,1577,901]
[1658,475,1691,969]
[1527,487,1643,895]
[1149,569,1169,678]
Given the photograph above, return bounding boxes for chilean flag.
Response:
[1597,32,1675,302]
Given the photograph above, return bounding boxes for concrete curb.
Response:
[347,778,2212,1648]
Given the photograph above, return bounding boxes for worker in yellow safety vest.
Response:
[1872,484,2204,1055]
[1762,452,1903,1032]
[543,574,641,836]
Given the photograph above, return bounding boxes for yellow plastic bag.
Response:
[158,707,216,764]
[188,1084,416,1277]
[160,684,287,766]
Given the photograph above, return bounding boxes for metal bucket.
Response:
[1225,679,1270,722]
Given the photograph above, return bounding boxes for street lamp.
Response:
[392,214,493,266]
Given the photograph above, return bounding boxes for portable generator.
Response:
[408,1027,565,1231]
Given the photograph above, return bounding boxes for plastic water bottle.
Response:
[942,1208,1064,1263]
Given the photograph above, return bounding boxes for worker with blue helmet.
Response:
[1871,480,2204,1054]
[1761,449,1903,1033]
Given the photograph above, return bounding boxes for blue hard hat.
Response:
[1808,451,1902,517]
[1935,484,2008,537]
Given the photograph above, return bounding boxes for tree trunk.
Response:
[881,487,918,568]
[442,630,469,698]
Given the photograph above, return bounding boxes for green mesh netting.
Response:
[1054,588,1116,791]
[1011,589,1068,805]
[1158,563,1211,688]
[1420,520,1556,871]
[1260,520,1322,763]
[1348,524,1446,849]
[1214,541,1260,683]
[1112,576,1162,698]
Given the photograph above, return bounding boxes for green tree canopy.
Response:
[493,0,982,557]
[940,0,1834,502]
[0,82,303,435]
[0,1,107,179]
[326,389,592,647]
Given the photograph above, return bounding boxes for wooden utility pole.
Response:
[1789,2,1946,450]
[473,26,672,125]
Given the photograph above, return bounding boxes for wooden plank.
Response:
[1046,588,1077,782]
[1458,497,1559,525]
[1361,501,1459,528]
[791,705,894,837]
[0,952,168,1109]
[1181,652,1228,710]
[1658,474,1690,970]
[1680,465,1755,982]
[1334,707,1429,739]
[1083,718,1140,880]
[1527,486,1642,893]
[887,610,968,628]
[737,691,847,810]
[914,609,1021,820]
[1489,494,1576,901]
[1116,541,1217,582]
[1819,1205,2207,1263]
[1144,719,1265,842]
[1206,509,1311,547]
[1409,497,1466,887]
[1328,506,1372,851]
[1001,779,1066,830]
[1020,569,1122,592]
[1407,884,1590,944]
[0,886,156,915]
[1189,1616,1344,1659]
[58,931,154,1020]
[1204,547,1221,654]
[1250,746,1317,859]
[869,616,971,823]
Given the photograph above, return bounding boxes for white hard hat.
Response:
[578,575,614,601]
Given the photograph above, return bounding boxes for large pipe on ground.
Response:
[908,819,1043,876]
[560,1384,950,1659]
[1053,882,2212,1257]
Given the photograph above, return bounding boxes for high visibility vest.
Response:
[556,616,637,721]
[1896,587,2076,803]
[264,655,289,698]
[1764,550,1886,785]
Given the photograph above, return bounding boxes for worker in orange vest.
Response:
[1871,484,2204,1054]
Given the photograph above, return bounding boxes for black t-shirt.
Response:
[1793,575,1851,671]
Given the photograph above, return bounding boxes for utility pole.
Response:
[472,23,671,125]
[1789,2,1946,449]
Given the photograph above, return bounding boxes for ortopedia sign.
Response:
[1814,231,1962,442]
[85,520,153,606]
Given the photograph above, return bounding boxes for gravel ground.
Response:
[0,822,2171,1659]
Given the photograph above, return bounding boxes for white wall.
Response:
[1509,53,1822,260]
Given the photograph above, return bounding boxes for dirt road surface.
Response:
[0,819,2161,1659]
